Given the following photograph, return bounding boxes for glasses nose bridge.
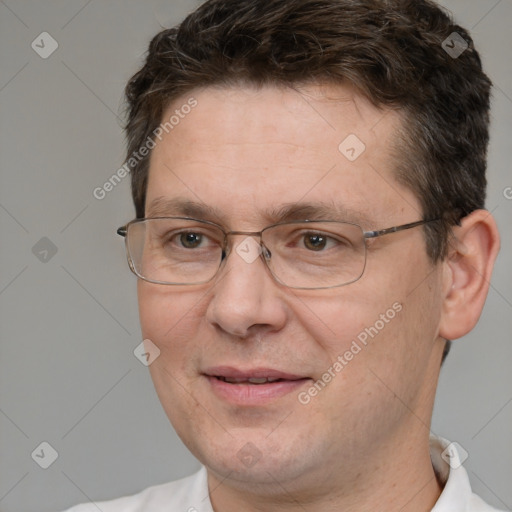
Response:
[222,229,272,262]
[223,229,264,247]
[225,229,263,237]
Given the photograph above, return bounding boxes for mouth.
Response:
[203,367,311,405]
[217,376,288,384]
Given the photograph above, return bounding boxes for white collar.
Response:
[430,435,473,511]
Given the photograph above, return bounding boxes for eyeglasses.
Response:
[117,217,439,290]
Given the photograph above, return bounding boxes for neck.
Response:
[207,427,443,512]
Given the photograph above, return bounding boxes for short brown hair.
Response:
[124,0,491,262]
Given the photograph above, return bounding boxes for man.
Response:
[66,0,502,510]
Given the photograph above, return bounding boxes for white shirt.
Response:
[63,437,504,512]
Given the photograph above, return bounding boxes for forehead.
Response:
[146,83,419,228]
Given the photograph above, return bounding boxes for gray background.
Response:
[0,1,510,511]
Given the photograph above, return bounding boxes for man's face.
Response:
[138,84,446,494]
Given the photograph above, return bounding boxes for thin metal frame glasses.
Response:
[117,217,439,290]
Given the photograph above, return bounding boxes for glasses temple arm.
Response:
[363,219,440,239]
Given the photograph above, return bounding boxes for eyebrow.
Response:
[145,196,374,227]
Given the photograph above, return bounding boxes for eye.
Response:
[300,231,344,252]
[178,232,204,249]
[303,233,328,251]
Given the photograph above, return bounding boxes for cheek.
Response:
[293,286,400,363]
[296,250,441,388]
[137,281,207,362]
[137,282,209,427]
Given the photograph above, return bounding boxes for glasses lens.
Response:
[126,219,224,284]
[124,219,367,289]
[263,221,366,289]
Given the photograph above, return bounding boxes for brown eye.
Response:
[303,234,327,251]
[179,232,203,248]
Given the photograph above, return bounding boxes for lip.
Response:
[203,366,311,405]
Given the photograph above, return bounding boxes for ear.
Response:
[439,210,500,340]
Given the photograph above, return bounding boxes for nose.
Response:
[205,235,287,339]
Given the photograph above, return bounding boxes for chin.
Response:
[185,426,319,488]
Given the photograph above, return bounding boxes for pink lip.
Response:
[204,366,306,380]
[203,366,311,405]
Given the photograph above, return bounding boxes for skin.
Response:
[137,83,500,511]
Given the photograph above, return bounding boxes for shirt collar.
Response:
[430,435,473,511]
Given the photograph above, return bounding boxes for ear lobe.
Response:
[439,210,500,341]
